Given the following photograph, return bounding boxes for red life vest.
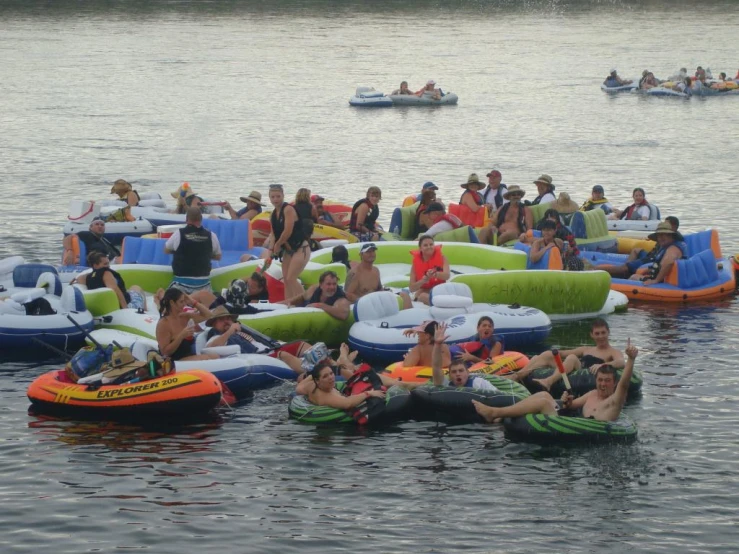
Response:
[449,203,485,227]
[342,365,387,425]
[411,245,446,290]
[621,201,649,220]
[439,213,463,229]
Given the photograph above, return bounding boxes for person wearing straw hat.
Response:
[224,190,265,221]
[171,182,204,214]
[478,185,533,245]
[110,179,140,207]
[602,221,687,283]
[531,174,556,206]
[550,192,579,226]
[459,173,486,214]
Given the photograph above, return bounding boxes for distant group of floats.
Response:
[601,66,739,97]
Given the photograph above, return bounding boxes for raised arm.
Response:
[432,323,449,386]
[613,342,637,405]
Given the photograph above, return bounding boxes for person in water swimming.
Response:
[473,341,638,423]
[513,318,624,390]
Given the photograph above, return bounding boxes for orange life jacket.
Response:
[411,245,446,290]
[449,203,485,227]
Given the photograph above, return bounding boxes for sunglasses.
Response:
[269,184,284,190]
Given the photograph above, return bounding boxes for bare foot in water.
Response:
[530,378,551,393]
[471,400,502,423]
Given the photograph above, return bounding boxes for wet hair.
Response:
[591,317,610,332]
[295,188,311,204]
[632,187,646,197]
[665,216,679,230]
[310,360,333,383]
[543,208,561,221]
[159,287,185,318]
[595,365,617,380]
[87,250,108,267]
[719,72,727,80]
[422,321,439,335]
[331,245,350,269]
[449,359,467,371]
[477,316,494,328]
[249,271,267,292]
[319,270,339,285]
[418,234,434,247]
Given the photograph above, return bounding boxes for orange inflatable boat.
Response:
[28,369,224,421]
[384,352,529,383]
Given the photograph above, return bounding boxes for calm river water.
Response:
[1,1,738,552]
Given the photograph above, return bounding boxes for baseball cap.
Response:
[427,79,436,85]
[360,243,378,254]
[486,170,502,178]
[422,181,438,191]
[592,185,605,193]
[424,202,445,214]
[310,194,325,202]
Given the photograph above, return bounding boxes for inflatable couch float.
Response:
[289,384,412,426]
[388,91,458,106]
[348,87,393,107]
[645,86,691,98]
[310,241,626,320]
[503,412,637,444]
[582,229,736,302]
[63,196,164,243]
[526,202,616,252]
[0,264,93,352]
[27,367,224,421]
[388,201,482,243]
[410,375,530,425]
[86,330,297,400]
[347,286,551,363]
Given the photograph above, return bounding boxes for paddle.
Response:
[32,337,73,361]
[551,348,572,394]
[66,314,122,353]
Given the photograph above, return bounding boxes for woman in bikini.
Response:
[155,288,218,362]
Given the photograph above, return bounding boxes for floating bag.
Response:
[105,207,135,223]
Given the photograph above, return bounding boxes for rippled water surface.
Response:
[1,1,738,552]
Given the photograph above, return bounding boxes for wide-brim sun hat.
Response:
[460,173,483,189]
[534,174,554,188]
[205,306,238,327]
[552,192,579,214]
[110,179,132,195]
[239,191,265,206]
[503,185,525,200]
[647,222,684,242]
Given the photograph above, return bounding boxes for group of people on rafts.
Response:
[605,66,739,95]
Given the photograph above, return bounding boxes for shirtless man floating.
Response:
[344,243,412,307]
[513,318,624,391]
[473,340,638,423]
[478,185,533,245]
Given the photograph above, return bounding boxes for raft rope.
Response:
[67,201,96,221]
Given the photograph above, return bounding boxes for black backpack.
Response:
[24,297,56,316]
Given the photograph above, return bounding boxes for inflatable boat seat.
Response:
[36,272,63,297]
[666,250,719,288]
[514,242,564,270]
[13,264,58,289]
[131,340,158,362]
[352,291,401,322]
[61,285,87,313]
[10,288,45,304]
[682,229,721,259]
[429,282,474,307]
[121,237,173,265]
